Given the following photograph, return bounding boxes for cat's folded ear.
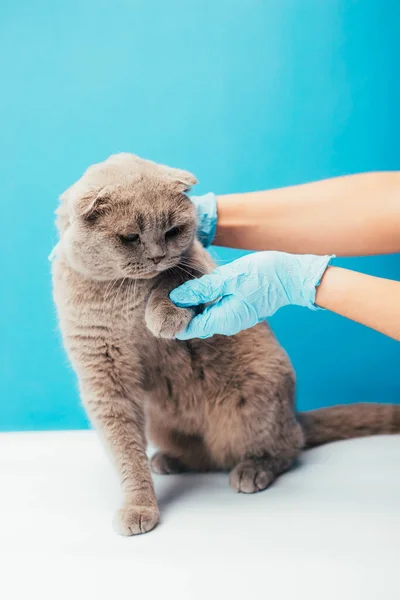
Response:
[58,183,111,223]
[74,189,111,221]
[160,165,198,193]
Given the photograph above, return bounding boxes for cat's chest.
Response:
[142,340,207,412]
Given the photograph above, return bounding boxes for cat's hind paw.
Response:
[151,452,188,474]
[229,458,275,494]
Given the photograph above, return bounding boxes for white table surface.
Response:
[1,430,399,600]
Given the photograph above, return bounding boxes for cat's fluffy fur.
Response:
[52,153,400,535]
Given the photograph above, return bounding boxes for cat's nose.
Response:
[151,255,165,265]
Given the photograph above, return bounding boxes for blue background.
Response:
[1,1,399,431]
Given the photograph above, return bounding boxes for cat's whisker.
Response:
[180,256,210,268]
[102,279,115,305]
[172,265,195,281]
[122,279,131,320]
[102,278,120,314]
[174,265,198,280]
[122,278,131,317]
[132,278,138,311]
[178,260,208,274]
[112,277,128,316]
[179,257,211,274]
[128,279,136,318]
[107,277,121,298]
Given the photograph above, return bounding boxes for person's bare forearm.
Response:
[215,172,400,256]
[315,267,400,341]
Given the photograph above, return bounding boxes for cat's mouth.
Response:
[121,255,183,279]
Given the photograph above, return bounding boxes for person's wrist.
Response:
[213,194,246,248]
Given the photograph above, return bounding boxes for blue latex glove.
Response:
[189,193,217,247]
[170,251,334,339]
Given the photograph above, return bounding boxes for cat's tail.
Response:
[297,403,400,449]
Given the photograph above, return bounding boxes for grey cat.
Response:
[52,153,400,536]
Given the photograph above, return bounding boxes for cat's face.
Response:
[57,154,197,281]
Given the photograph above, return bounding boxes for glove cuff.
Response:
[306,255,335,311]
[190,193,218,247]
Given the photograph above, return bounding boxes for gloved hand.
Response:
[170,251,334,339]
[189,193,217,247]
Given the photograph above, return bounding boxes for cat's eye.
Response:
[165,226,181,239]
[119,233,140,244]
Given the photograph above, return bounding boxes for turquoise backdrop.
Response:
[1,1,399,431]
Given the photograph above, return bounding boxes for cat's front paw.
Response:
[113,504,159,536]
[145,300,194,339]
